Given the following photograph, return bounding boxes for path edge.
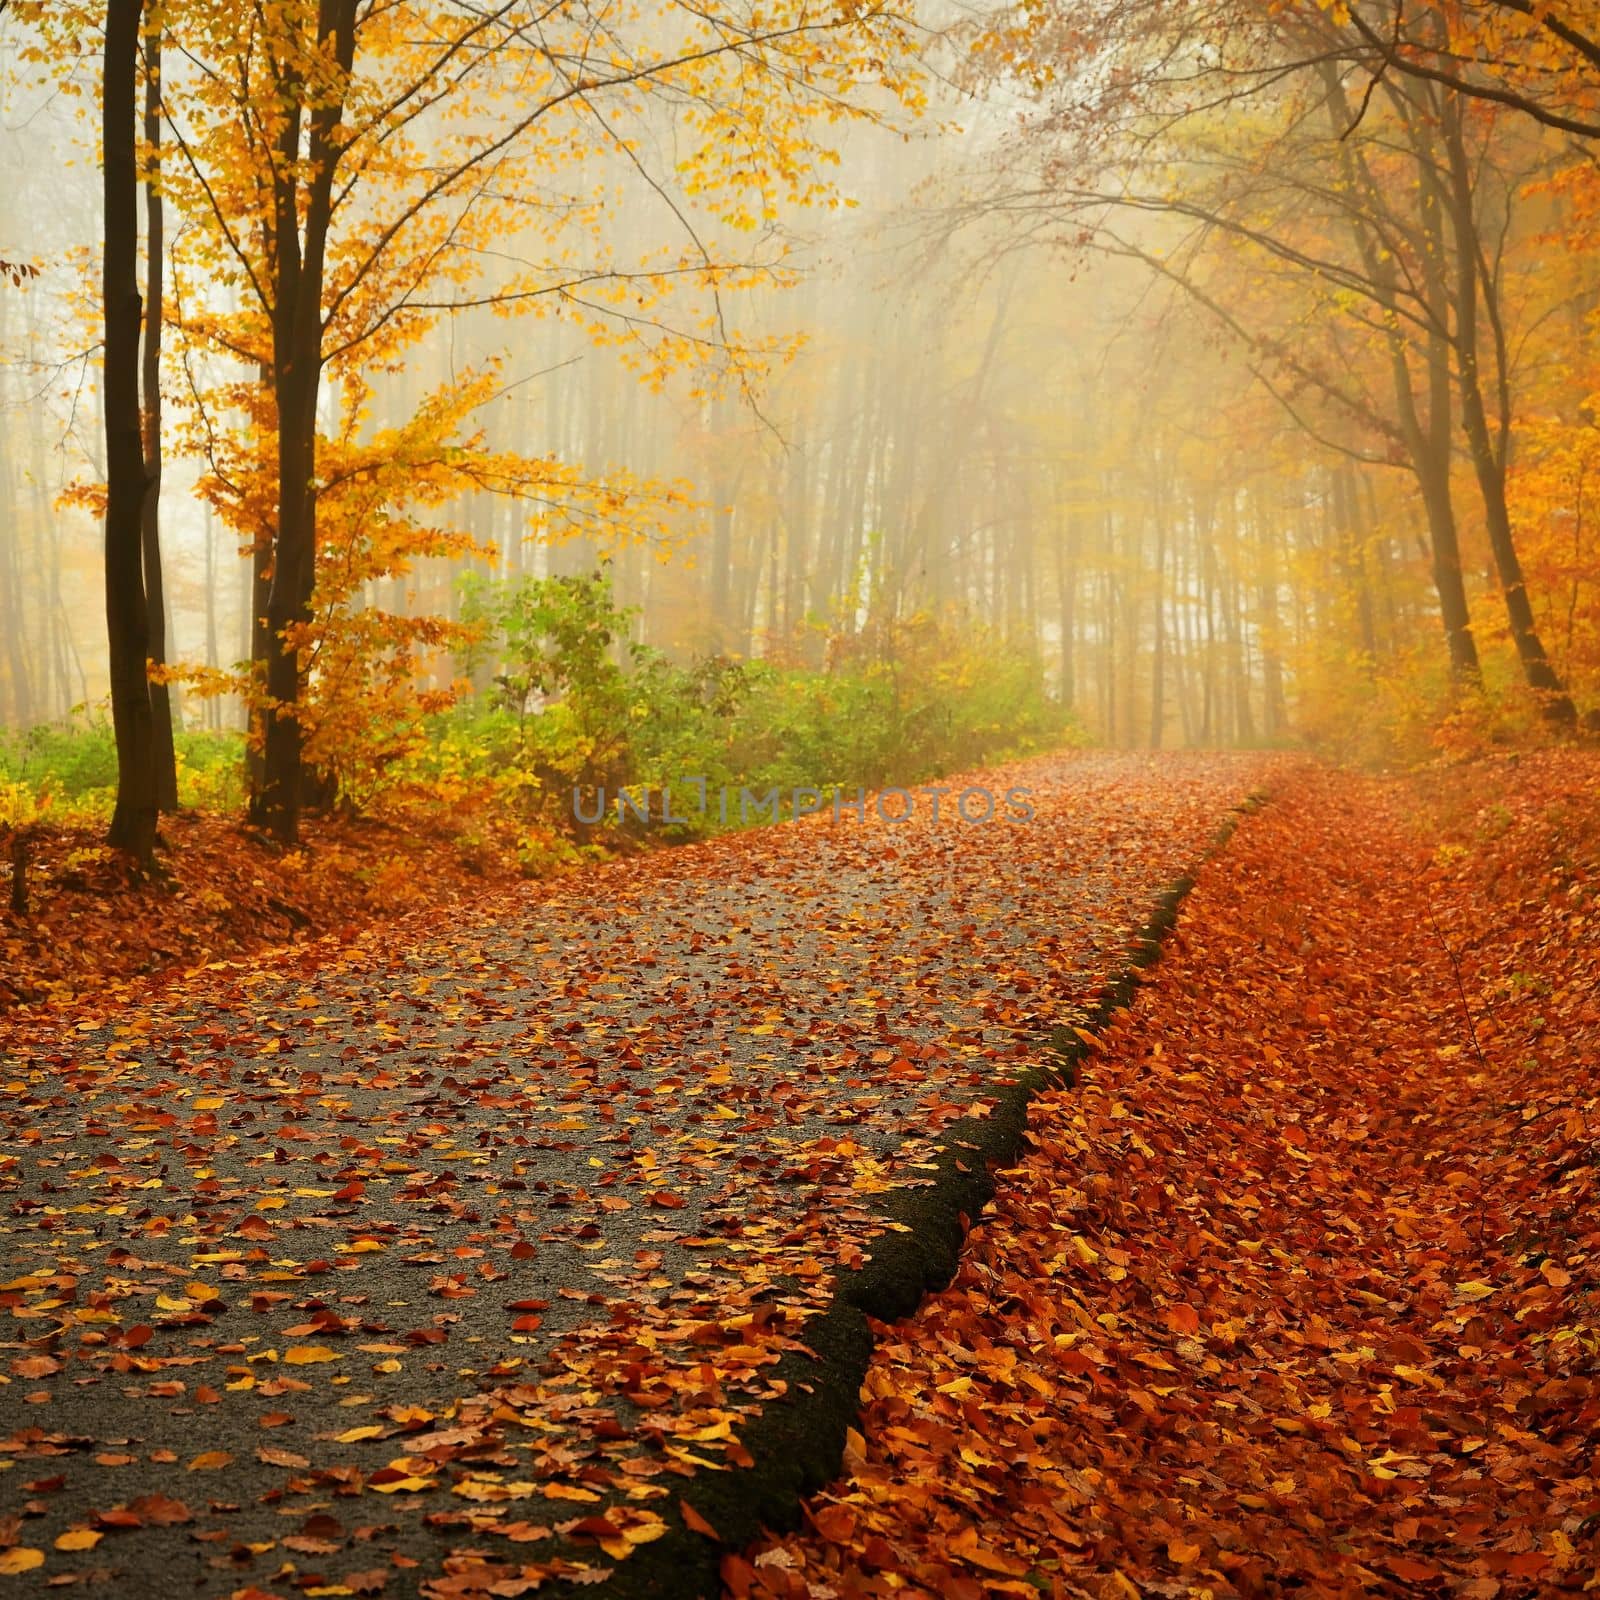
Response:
[555,788,1271,1600]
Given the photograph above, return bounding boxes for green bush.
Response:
[0,718,120,802]
[425,570,1078,842]
[0,715,248,821]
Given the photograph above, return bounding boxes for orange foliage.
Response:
[737,754,1600,1598]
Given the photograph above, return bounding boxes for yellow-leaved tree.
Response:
[17,0,925,841]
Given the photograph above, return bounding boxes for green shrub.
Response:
[0,718,120,803]
[425,571,1077,842]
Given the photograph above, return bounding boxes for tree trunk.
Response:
[1438,98,1577,726]
[1148,501,1166,749]
[103,0,157,867]
[142,23,179,810]
[255,0,358,843]
[1320,66,1481,688]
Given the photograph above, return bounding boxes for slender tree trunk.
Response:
[1148,501,1166,750]
[141,24,178,809]
[1320,66,1481,687]
[256,0,358,842]
[1054,495,1076,707]
[203,503,221,730]
[103,0,156,866]
[0,295,34,725]
[1256,495,1287,735]
[1438,98,1576,726]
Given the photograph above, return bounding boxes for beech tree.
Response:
[101,0,157,864]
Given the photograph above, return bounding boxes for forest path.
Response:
[737,757,1600,1600]
[0,750,1277,1599]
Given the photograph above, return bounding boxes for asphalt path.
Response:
[0,750,1276,1599]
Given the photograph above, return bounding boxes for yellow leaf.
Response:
[188,1451,233,1470]
[335,1426,383,1443]
[948,1527,1029,1576]
[284,1346,339,1365]
[54,1530,101,1552]
[621,1515,667,1546]
[0,1549,44,1574]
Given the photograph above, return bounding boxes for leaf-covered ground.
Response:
[734,753,1600,1599]
[0,813,522,1014]
[0,752,1272,1598]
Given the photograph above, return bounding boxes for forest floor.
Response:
[735,750,1600,1600]
[0,750,1275,1599]
[0,811,527,1014]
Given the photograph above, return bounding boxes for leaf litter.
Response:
[0,751,1275,1597]
[735,753,1600,1600]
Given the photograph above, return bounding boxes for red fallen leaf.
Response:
[721,1553,756,1599]
[679,1499,720,1540]
[237,1216,274,1240]
[860,1535,897,1569]
[346,1571,389,1595]
[648,1191,687,1209]
[122,1326,153,1348]
[809,1504,856,1542]
[510,1242,536,1260]
[505,1300,549,1313]
[258,1446,311,1468]
[282,1535,340,1554]
[948,1526,1031,1577]
[1505,1553,1552,1578]
[334,1181,365,1201]
[14,1357,61,1379]
[565,1515,623,1540]
[1162,1304,1201,1336]
[128,1494,191,1525]
[498,1522,550,1543]
[1386,1557,1439,1582]
[512,1316,543,1332]
[94,1510,144,1530]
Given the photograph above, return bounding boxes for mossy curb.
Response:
[552,790,1268,1599]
